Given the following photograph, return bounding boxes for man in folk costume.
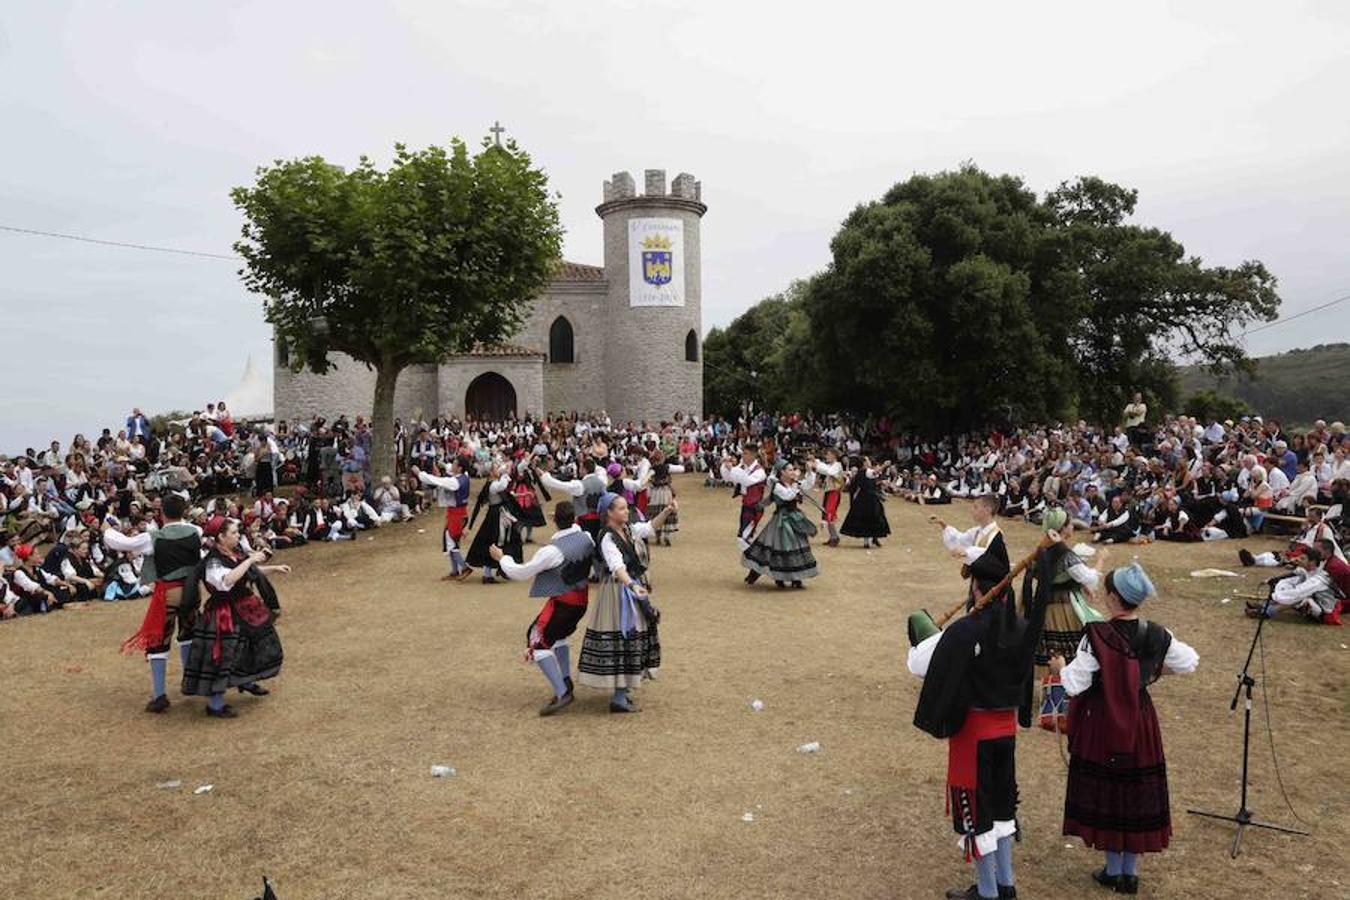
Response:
[537,444,610,577]
[811,448,846,547]
[907,537,1057,900]
[465,462,521,584]
[720,445,768,551]
[490,501,595,716]
[106,493,202,713]
[1051,563,1199,895]
[414,458,474,582]
[934,495,1009,603]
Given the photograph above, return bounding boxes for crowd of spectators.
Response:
[4,398,1346,623]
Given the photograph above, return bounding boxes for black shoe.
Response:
[774,580,786,589]
[873,539,883,547]
[1114,875,1138,895]
[744,572,759,585]
[237,683,270,696]
[999,887,1017,899]
[945,887,990,900]
[1093,868,1120,890]
[609,698,638,714]
[539,693,574,717]
[145,695,170,714]
[1238,548,1256,567]
[205,704,238,719]
[791,581,804,589]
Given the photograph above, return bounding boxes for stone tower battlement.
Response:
[601,169,704,208]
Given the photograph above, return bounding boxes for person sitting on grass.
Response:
[1247,547,1343,624]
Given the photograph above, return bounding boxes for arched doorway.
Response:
[465,372,517,421]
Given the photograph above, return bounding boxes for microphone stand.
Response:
[1186,592,1308,857]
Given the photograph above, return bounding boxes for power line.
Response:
[0,224,240,261]
[1242,291,1350,336]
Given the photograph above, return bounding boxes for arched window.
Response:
[684,329,699,362]
[549,316,574,363]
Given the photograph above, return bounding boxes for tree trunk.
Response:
[370,362,404,486]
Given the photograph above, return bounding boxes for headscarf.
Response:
[596,491,620,522]
[1041,507,1068,533]
[1111,563,1155,607]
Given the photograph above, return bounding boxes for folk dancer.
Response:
[414,459,474,581]
[721,445,768,551]
[646,450,686,547]
[811,448,846,547]
[181,519,289,718]
[1052,563,1199,895]
[577,492,676,713]
[108,493,203,713]
[466,463,521,584]
[491,501,596,715]
[1023,508,1106,730]
[538,447,611,578]
[742,462,819,589]
[841,458,890,548]
[508,455,549,544]
[907,531,1057,900]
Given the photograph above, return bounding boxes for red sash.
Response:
[444,505,467,540]
[120,579,184,654]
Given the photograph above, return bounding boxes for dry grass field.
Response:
[3,475,1347,899]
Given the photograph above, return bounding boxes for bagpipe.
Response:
[907,533,1055,646]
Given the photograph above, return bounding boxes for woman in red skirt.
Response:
[1051,563,1199,895]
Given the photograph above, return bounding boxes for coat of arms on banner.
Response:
[641,234,673,286]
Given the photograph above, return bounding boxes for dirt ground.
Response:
[3,475,1346,899]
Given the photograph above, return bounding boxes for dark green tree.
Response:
[1044,175,1279,424]
[801,166,1068,432]
[232,138,563,480]
[703,280,818,417]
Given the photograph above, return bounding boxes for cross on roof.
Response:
[489,121,506,147]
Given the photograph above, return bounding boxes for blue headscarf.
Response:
[1112,562,1155,607]
[596,491,620,522]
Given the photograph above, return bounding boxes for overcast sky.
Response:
[3,1,1348,450]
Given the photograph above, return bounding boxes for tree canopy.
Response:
[708,165,1279,432]
[232,137,563,478]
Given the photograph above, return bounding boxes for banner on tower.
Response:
[628,218,685,307]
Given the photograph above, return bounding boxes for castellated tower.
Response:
[597,169,705,426]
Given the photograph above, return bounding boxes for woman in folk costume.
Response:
[577,492,676,713]
[907,535,1057,900]
[1051,563,1198,896]
[742,462,819,589]
[840,457,890,548]
[810,448,846,547]
[465,462,522,584]
[507,453,548,544]
[646,450,686,546]
[181,519,289,719]
[1023,507,1106,730]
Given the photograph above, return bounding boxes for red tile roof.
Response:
[556,260,604,281]
[463,343,545,358]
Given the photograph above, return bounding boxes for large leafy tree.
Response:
[232,138,563,480]
[703,280,818,418]
[1044,176,1279,423]
[801,166,1068,432]
[771,166,1280,433]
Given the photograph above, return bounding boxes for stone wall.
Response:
[514,282,609,415]
[436,356,545,419]
[273,349,439,425]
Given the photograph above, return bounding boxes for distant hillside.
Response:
[1178,343,1350,425]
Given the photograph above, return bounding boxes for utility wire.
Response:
[0,224,240,261]
[1242,292,1350,336]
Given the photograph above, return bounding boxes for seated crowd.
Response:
[4,402,1346,625]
